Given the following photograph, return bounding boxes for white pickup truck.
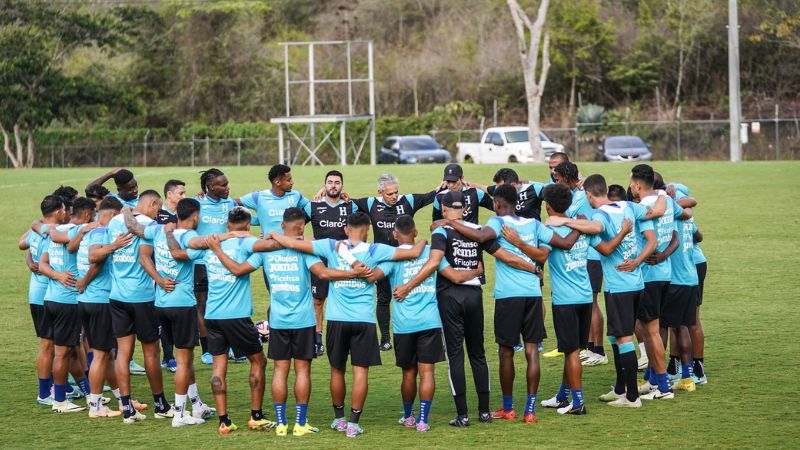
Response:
[456,126,565,164]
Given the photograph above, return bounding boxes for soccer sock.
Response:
[89,393,102,412]
[296,403,308,426]
[667,354,679,375]
[681,362,692,379]
[694,358,705,377]
[333,404,345,419]
[200,337,208,354]
[643,366,652,382]
[87,351,94,369]
[349,408,362,424]
[594,344,606,356]
[188,383,203,407]
[572,388,584,408]
[38,378,51,399]
[611,342,625,395]
[418,400,432,424]
[54,384,68,403]
[153,392,169,412]
[524,394,536,415]
[174,394,187,418]
[619,342,639,402]
[403,402,413,419]
[121,395,134,418]
[273,403,286,425]
[111,388,121,401]
[252,409,265,421]
[556,383,570,402]
[219,414,231,426]
[586,341,594,351]
[477,391,490,414]
[502,395,513,412]
[657,372,671,392]
[76,377,91,396]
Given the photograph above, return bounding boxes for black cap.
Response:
[442,190,465,208]
[443,163,463,182]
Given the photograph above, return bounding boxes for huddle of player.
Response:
[20,154,708,437]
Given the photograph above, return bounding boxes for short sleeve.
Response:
[532,182,546,196]
[487,185,497,196]
[376,261,394,278]
[246,252,263,270]
[671,198,683,219]
[303,253,322,269]
[478,189,494,210]
[630,201,649,221]
[312,239,334,260]
[639,219,654,233]
[140,222,158,247]
[589,234,603,248]
[350,201,359,213]
[297,193,310,210]
[241,237,257,254]
[431,228,447,251]
[540,227,554,251]
[143,224,160,241]
[68,225,83,240]
[302,202,312,219]
[485,217,502,237]
[370,243,397,263]
[484,238,501,255]
[438,257,450,271]
[241,192,259,210]
[536,222,554,245]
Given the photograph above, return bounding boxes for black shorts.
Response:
[605,290,642,338]
[326,321,382,368]
[639,281,670,322]
[587,260,603,294]
[157,306,199,349]
[194,264,208,293]
[696,262,707,305]
[662,285,698,328]
[44,301,81,347]
[268,326,316,361]
[493,297,545,348]
[109,300,160,342]
[311,274,329,301]
[79,302,115,350]
[393,328,445,368]
[205,318,262,357]
[30,304,53,340]
[553,303,592,354]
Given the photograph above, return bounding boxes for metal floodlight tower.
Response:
[271,40,377,166]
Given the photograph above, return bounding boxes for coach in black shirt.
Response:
[432,164,494,224]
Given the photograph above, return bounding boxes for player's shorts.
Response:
[326,321,382,368]
[109,299,160,342]
[310,273,329,301]
[157,306,199,349]
[30,304,53,340]
[587,260,603,294]
[552,303,593,354]
[493,297,545,348]
[393,328,445,368]
[695,262,707,305]
[79,302,115,350]
[662,285,698,328]
[605,290,642,337]
[193,264,208,293]
[639,281,670,322]
[268,326,316,361]
[44,301,81,347]
[205,318,262,357]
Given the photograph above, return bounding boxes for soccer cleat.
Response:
[491,408,517,421]
[513,343,524,352]
[542,348,564,358]
[129,360,146,375]
[331,417,348,431]
[37,396,54,406]
[103,385,111,392]
[101,396,111,405]
[52,400,86,413]
[449,415,470,427]
[541,395,570,409]
[89,406,122,418]
[228,349,247,363]
[192,403,216,419]
[640,389,675,400]
[379,341,392,352]
[416,422,430,432]
[293,423,319,436]
[693,374,708,385]
[673,378,696,392]
[399,415,416,427]
[132,399,148,411]
[166,359,177,373]
[638,380,656,395]
[598,389,624,402]
[122,411,146,424]
[668,372,681,383]
[582,353,609,366]
[608,397,642,408]
[201,352,213,365]
[523,412,537,423]
[275,424,288,436]
[558,404,587,415]
[172,414,205,427]
[637,354,649,371]
[154,406,176,419]
[346,422,363,438]
[248,416,276,430]
[67,388,85,400]
[218,422,238,435]
[314,342,325,356]
[478,412,492,423]
[579,349,593,361]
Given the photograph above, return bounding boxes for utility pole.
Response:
[728,0,742,162]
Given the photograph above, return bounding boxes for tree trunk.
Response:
[568,56,577,119]
[0,121,21,168]
[413,77,419,117]
[14,122,24,165]
[26,124,35,168]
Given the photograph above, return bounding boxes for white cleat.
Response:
[556,402,574,415]
[191,403,216,419]
[541,395,570,409]
[579,349,593,361]
[172,414,205,427]
[89,405,123,418]
[582,353,608,366]
[638,381,657,395]
[154,406,176,419]
[640,389,675,400]
[637,355,649,371]
[52,401,86,413]
[123,411,147,424]
[608,397,642,409]
[598,389,624,402]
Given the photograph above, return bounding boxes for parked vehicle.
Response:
[378,135,452,164]
[595,135,653,162]
[456,126,565,164]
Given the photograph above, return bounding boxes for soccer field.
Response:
[1,162,798,449]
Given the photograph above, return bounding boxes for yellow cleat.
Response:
[293,422,320,436]
[275,424,288,436]
[248,416,276,430]
[218,422,238,435]
[673,378,696,392]
[542,348,564,358]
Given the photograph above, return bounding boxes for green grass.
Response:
[1,162,798,449]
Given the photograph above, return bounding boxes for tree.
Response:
[507,0,551,162]
[0,0,122,167]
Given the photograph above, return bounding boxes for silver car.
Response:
[596,135,653,162]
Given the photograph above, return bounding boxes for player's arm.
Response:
[76,262,102,293]
[641,195,667,220]
[24,249,39,274]
[500,225,550,264]
[268,232,315,254]
[617,228,657,272]
[413,189,440,211]
[464,180,489,193]
[252,238,283,252]
[365,267,385,284]
[38,252,76,288]
[139,244,177,293]
[593,219,633,256]
[19,230,30,250]
[492,248,539,274]
[206,235,258,276]
[646,230,679,265]
[122,206,146,237]
[392,249,444,300]
[678,207,693,220]
[543,227,581,250]
[546,216,603,235]
[309,261,371,281]
[88,233,133,263]
[33,221,71,244]
[439,261,484,284]
[392,238,427,261]
[693,229,703,244]
[676,196,697,209]
[86,168,122,190]
[164,226,190,260]
[447,219,497,243]
[67,223,98,253]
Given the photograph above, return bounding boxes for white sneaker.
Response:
[129,360,146,375]
[123,411,146,424]
[540,395,569,409]
[52,400,86,413]
[191,403,216,419]
[154,406,176,419]
[172,414,205,427]
[640,389,675,400]
[101,396,111,405]
[582,353,608,366]
[637,355,649,370]
[598,389,624,402]
[608,397,642,408]
[89,405,122,418]
[579,349,592,361]
[556,402,574,415]
[638,381,657,395]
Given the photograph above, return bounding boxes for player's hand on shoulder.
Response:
[501,225,522,246]
[545,216,569,227]
[620,218,633,235]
